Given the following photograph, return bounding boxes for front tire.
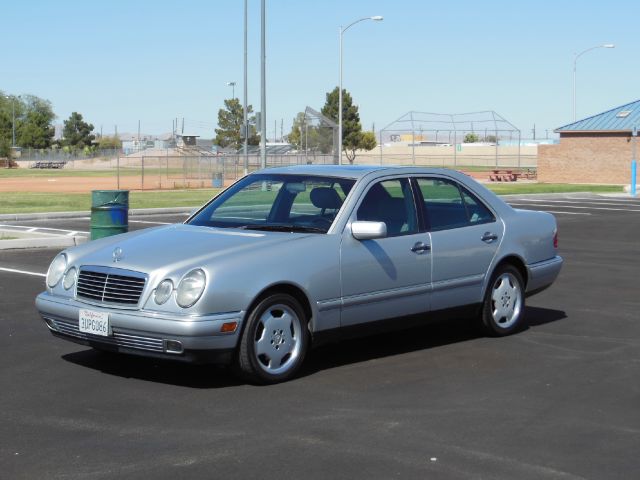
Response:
[481,265,525,336]
[237,293,309,384]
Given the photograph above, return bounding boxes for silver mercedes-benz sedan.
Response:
[36,165,562,383]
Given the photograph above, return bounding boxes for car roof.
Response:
[252,164,459,180]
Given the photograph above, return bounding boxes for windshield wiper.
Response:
[238,223,326,233]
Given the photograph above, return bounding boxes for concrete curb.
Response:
[0,207,194,222]
[0,235,87,251]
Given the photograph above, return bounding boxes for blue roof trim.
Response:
[556,99,640,132]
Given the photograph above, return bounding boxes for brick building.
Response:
[538,100,640,184]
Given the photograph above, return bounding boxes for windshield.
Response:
[187,174,355,233]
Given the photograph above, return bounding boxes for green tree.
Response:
[214,98,259,150]
[62,112,95,149]
[18,95,55,149]
[360,131,377,151]
[286,112,305,149]
[0,137,11,161]
[464,133,479,143]
[0,93,19,152]
[287,112,333,154]
[97,135,122,150]
[321,87,377,163]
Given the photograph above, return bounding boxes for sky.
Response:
[2,0,638,140]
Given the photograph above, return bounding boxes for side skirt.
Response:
[311,303,481,348]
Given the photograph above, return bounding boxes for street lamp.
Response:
[573,44,615,121]
[227,81,237,99]
[338,15,383,165]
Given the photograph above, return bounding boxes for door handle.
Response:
[481,232,498,243]
[411,242,431,254]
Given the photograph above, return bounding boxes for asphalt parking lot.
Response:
[1,193,639,479]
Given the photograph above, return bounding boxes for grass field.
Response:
[0,190,222,214]
[0,183,624,215]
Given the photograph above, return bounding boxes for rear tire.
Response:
[237,293,309,384]
[481,265,525,336]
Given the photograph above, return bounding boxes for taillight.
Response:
[553,229,558,249]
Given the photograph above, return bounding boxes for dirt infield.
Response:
[0,175,218,193]
[0,170,494,193]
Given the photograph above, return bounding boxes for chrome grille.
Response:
[77,266,146,306]
[45,316,164,352]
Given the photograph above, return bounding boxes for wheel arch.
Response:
[243,282,314,332]
[488,255,528,291]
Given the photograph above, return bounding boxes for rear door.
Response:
[415,177,503,311]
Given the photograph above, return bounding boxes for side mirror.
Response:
[351,221,387,240]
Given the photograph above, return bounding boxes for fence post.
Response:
[141,156,145,190]
[632,126,637,197]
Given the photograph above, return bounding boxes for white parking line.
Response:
[509,206,591,215]
[568,196,640,204]
[128,220,171,225]
[0,267,46,277]
[540,210,591,216]
[507,203,640,212]
[510,198,640,208]
[0,224,89,235]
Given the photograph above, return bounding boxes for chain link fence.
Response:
[13,142,540,191]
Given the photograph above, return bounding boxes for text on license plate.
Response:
[78,309,110,336]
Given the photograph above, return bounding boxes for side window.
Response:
[417,178,468,231]
[460,188,495,225]
[357,178,418,236]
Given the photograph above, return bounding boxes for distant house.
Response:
[538,100,640,184]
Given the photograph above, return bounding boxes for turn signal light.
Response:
[220,322,238,333]
[553,230,558,249]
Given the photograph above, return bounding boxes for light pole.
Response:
[227,81,236,99]
[243,0,248,175]
[573,44,614,121]
[338,15,383,165]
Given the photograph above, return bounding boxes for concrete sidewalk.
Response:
[0,206,194,222]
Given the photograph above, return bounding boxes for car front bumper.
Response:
[35,292,244,364]
[526,255,563,296]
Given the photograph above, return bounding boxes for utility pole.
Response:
[260,0,267,169]
[532,124,536,141]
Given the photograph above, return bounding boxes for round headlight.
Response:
[176,269,206,308]
[154,279,174,305]
[46,254,67,288]
[63,267,77,290]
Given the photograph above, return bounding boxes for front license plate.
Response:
[78,309,110,337]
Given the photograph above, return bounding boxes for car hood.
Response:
[70,224,308,274]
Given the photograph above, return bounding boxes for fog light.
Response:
[43,317,57,331]
[164,340,183,354]
[220,322,238,333]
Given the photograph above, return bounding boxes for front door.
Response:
[340,177,432,326]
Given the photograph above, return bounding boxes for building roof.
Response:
[556,99,640,133]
